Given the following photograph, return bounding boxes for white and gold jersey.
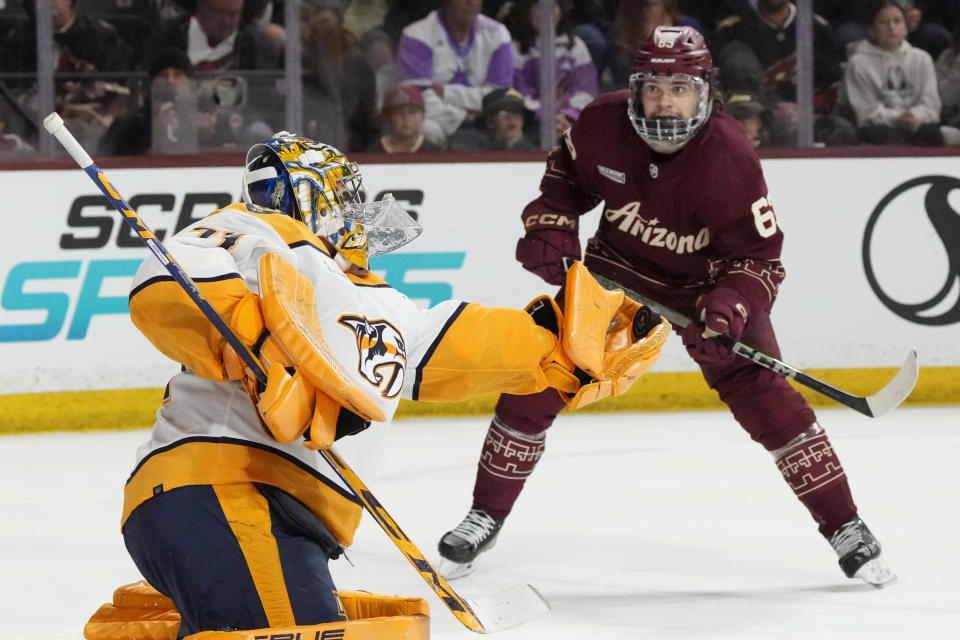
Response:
[124,203,561,545]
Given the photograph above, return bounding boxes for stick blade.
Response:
[865,350,919,417]
[466,583,551,634]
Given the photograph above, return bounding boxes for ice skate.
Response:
[829,517,897,587]
[437,508,504,579]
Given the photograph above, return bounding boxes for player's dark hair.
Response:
[708,69,726,113]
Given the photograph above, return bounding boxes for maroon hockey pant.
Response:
[471,311,858,539]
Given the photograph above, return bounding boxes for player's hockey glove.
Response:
[516,228,581,286]
[696,287,749,341]
[679,288,749,366]
[534,261,670,408]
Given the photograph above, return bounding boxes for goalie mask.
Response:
[242,132,422,269]
[628,25,713,154]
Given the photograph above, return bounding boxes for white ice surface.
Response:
[2,407,958,639]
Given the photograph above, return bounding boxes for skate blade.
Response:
[438,557,476,580]
[855,556,898,588]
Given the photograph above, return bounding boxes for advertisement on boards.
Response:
[0,157,956,393]
[763,157,959,371]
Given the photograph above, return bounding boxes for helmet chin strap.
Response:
[315,235,363,274]
[334,252,360,273]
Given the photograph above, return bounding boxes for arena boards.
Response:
[1,366,955,434]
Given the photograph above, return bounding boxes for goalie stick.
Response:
[582,268,918,418]
[44,113,550,634]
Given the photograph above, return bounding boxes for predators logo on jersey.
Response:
[339,315,406,398]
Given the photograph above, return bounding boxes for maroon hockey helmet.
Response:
[628,26,715,153]
[631,25,713,79]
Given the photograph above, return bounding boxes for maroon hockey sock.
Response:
[799,481,859,539]
[774,430,858,538]
[471,418,546,520]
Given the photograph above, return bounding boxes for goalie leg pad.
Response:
[84,581,180,640]
[85,583,429,640]
[183,616,429,640]
[335,590,430,620]
[183,592,430,640]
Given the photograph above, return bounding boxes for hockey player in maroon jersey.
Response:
[437,25,896,587]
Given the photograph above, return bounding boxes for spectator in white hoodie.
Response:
[841,0,956,145]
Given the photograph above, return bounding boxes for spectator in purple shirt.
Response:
[506,0,599,142]
[395,0,514,146]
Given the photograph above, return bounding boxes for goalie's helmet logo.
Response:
[339,315,406,398]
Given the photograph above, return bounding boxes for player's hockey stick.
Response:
[585,269,918,418]
[44,113,550,634]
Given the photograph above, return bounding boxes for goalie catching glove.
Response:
[130,252,384,449]
[532,261,670,409]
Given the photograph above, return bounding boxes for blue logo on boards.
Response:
[0,253,465,343]
[370,252,465,307]
[0,259,141,342]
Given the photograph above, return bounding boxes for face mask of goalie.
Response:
[292,159,422,271]
[242,134,423,272]
[331,194,423,272]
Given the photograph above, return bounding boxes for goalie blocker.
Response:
[130,252,386,449]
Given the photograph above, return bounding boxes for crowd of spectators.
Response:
[2,0,960,156]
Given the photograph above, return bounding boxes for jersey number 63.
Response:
[751,195,778,239]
